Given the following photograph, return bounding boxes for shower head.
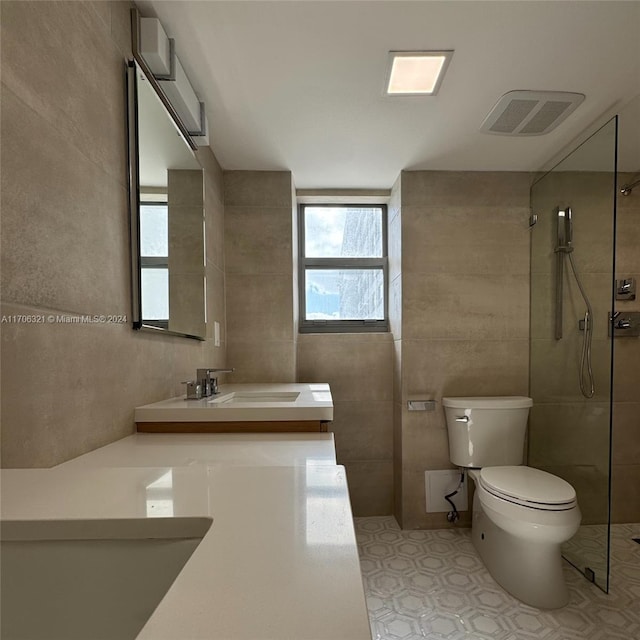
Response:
[555,207,573,252]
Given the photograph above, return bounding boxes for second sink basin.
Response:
[209,391,300,404]
[134,383,334,427]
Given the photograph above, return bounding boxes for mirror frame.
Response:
[126,8,205,340]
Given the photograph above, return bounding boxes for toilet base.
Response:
[472,494,570,609]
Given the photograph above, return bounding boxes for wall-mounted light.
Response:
[139,17,208,145]
[385,50,453,96]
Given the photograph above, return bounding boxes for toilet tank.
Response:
[442,396,533,468]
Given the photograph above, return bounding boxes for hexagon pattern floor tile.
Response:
[354,517,640,640]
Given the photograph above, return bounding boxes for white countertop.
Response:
[59,432,337,469]
[135,383,334,423]
[1,434,371,640]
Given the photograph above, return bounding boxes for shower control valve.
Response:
[608,311,640,337]
[616,277,636,301]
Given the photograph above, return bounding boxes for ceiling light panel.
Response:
[385,51,453,96]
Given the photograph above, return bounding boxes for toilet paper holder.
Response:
[407,400,436,411]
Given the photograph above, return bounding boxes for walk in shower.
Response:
[529,117,617,591]
[529,94,640,594]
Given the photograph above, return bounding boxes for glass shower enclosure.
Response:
[529,117,618,592]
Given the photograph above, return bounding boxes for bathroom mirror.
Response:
[126,60,206,340]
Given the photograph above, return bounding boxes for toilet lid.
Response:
[480,466,577,510]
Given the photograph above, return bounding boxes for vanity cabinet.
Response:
[135,383,333,434]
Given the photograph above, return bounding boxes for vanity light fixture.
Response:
[385,50,453,96]
[138,16,208,145]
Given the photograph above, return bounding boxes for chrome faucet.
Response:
[196,368,234,397]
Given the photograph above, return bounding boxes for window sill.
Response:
[297,332,393,345]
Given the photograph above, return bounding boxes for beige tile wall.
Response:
[297,333,394,516]
[612,173,640,523]
[223,177,394,515]
[0,1,227,468]
[168,169,206,337]
[528,168,617,525]
[529,166,640,526]
[395,171,532,529]
[199,147,227,361]
[223,171,296,382]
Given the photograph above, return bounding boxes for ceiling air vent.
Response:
[480,91,585,136]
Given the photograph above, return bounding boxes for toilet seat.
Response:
[479,466,577,511]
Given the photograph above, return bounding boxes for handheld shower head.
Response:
[555,207,574,252]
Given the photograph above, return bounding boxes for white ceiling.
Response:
[138,0,640,189]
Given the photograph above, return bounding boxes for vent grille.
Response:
[520,101,573,134]
[489,100,538,133]
[481,91,585,136]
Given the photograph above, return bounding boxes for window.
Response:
[298,204,388,333]
[139,201,169,328]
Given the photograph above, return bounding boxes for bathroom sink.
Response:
[1,517,211,640]
[209,391,300,404]
[135,383,333,428]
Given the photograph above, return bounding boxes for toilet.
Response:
[442,396,581,609]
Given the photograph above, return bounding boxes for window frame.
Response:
[298,203,389,334]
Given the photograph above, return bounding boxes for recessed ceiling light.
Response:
[385,51,453,96]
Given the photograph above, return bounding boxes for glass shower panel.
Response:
[529,117,617,592]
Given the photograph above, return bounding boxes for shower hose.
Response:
[567,252,595,398]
